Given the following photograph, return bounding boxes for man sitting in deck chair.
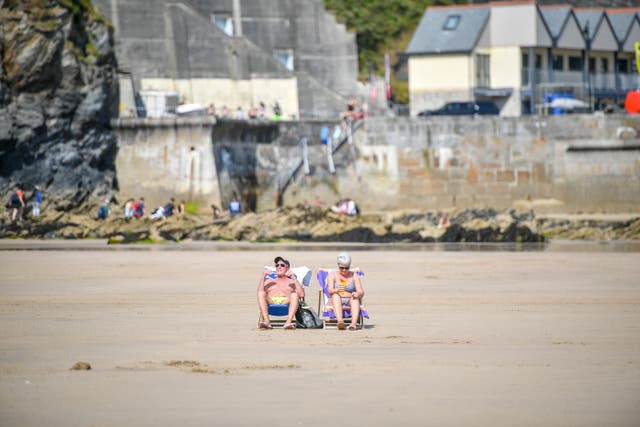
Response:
[257,256,305,329]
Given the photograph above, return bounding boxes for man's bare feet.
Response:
[337,321,345,330]
[283,323,296,330]
[258,322,272,329]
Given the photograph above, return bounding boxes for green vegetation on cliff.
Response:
[323,0,465,102]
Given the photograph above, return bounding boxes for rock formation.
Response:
[0,0,118,210]
[4,201,638,243]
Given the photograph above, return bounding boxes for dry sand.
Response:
[0,242,639,426]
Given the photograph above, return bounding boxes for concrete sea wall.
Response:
[112,114,640,213]
[361,115,640,212]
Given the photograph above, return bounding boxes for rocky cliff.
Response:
[0,0,118,210]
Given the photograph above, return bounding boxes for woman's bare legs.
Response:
[348,298,360,329]
[331,293,345,329]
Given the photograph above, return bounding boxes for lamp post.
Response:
[583,22,592,112]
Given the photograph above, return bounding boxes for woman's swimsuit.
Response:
[336,272,356,304]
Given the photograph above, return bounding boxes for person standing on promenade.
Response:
[272,102,282,121]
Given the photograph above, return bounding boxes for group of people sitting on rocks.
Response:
[98,197,186,220]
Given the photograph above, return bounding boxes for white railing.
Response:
[523,69,640,91]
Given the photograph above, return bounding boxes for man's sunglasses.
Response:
[338,266,350,270]
[275,263,287,268]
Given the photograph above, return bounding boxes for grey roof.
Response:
[608,12,635,43]
[574,9,603,37]
[406,7,489,55]
[540,7,571,39]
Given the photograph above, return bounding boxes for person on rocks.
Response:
[9,187,25,223]
[133,197,145,219]
[257,256,305,330]
[97,199,110,220]
[124,198,134,220]
[177,200,186,215]
[150,205,165,220]
[163,198,176,217]
[438,213,451,229]
[326,252,365,330]
[331,198,358,215]
[30,186,43,218]
[228,196,241,217]
[211,204,221,219]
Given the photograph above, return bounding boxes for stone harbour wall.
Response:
[360,114,640,212]
[111,114,640,214]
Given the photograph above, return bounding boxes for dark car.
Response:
[418,101,500,117]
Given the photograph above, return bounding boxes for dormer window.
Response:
[443,14,460,31]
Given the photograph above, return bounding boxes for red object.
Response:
[624,91,640,114]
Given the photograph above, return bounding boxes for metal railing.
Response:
[522,68,640,92]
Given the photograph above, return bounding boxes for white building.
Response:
[406,0,640,116]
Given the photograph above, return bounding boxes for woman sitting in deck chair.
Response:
[327,252,365,330]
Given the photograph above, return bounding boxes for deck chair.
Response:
[316,267,369,329]
[257,266,312,328]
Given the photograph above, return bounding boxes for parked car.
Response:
[418,101,500,117]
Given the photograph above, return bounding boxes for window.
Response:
[601,58,608,73]
[535,54,542,70]
[568,56,583,71]
[443,14,460,30]
[212,13,233,36]
[588,57,595,73]
[475,54,490,87]
[616,58,628,73]
[552,55,564,71]
[274,49,294,71]
[522,53,529,68]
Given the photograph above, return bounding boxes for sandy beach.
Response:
[0,242,639,426]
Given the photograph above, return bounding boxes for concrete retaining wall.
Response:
[112,114,640,213]
[361,114,640,212]
[114,117,220,210]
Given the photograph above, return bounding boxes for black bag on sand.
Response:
[295,300,323,329]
